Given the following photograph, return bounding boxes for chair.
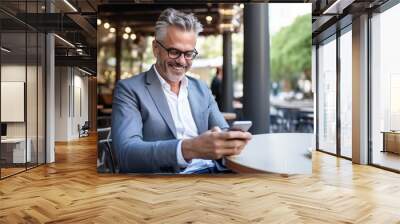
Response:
[97,116,112,129]
[97,127,117,173]
[78,121,90,138]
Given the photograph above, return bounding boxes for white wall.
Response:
[1,64,46,164]
[54,67,89,141]
[54,66,69,141]
[1,65,37,138]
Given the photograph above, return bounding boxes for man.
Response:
[112,8,252,174]
[210,67,223,110]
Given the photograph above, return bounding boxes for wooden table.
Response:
[381,131,400,154]
[225,133,313,175]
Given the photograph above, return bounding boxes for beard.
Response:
[156,58,190,83]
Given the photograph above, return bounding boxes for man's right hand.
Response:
[181,127,252,162]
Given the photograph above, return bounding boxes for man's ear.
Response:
[152,39,158,57]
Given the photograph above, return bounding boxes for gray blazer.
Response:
[111,67,229,173]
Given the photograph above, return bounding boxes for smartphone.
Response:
[229,121,252,132]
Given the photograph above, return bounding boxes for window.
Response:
[371,3,400,171]
[339,28,352,158]
[318,36,337,154]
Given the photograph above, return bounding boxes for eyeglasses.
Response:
[156,40,198,60]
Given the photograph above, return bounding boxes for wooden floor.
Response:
[1,135,400,223]
[1,167,26,178]
[372,151,400,171]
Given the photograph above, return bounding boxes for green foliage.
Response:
[270,14,312,83]
[232,32,244,82]
[198,35,222,58]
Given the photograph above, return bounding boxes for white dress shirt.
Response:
[154,66,215,173]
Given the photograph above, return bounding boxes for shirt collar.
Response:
[153,64,188,91]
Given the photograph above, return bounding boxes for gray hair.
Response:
[155,8,203,42]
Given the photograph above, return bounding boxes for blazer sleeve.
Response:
[205,84,229,130]
[111,81,180,173]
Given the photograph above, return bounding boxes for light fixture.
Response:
[97,19,102,26]
[219,23,234,31]
[78,67,93,76]
[123,33,129,40]
[125,27,132,33]
[218,8,235,16]
[54,34,75,48]
[76,49,83,55]
[109,27,116,33]
[206,16,212,24]
[41,5,46,11]
[130,33,136,40]
[63,0,78,12]
[239,3,244,9]
[103,22,110,29]
[322,0,353,15]
[1,47,11,53]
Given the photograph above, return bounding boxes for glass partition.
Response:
[339,28,352,158]
[38,31,45,165]
[317,36,337,155]
[1,28,28,178]
[0,1,46,179]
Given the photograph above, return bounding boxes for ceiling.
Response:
[1,0,396,74]
[311,0,390,43]
[98,3,238,36]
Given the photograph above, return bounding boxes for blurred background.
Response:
[2,0,398,178]
[97,3,312,135]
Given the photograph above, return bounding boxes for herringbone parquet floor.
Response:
[1,134,400,223]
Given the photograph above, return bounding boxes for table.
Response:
[1,138,32,164]
[225,133,313,175]
[381,131,400,154]
[270,99,314,110]
[99,108,112,115]
[270,99,314,132]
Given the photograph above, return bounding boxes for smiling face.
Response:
[153,26,197,84]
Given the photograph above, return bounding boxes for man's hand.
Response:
[181,126,252,162]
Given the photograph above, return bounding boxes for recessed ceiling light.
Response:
[54,34,75,48]
[206,16,213,24]
[1,47,11,53]
[63,0,78,12]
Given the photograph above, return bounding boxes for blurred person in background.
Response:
[211,67,223,109]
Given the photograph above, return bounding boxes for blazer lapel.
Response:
[145,67,177,138]
[188,79,207,134]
